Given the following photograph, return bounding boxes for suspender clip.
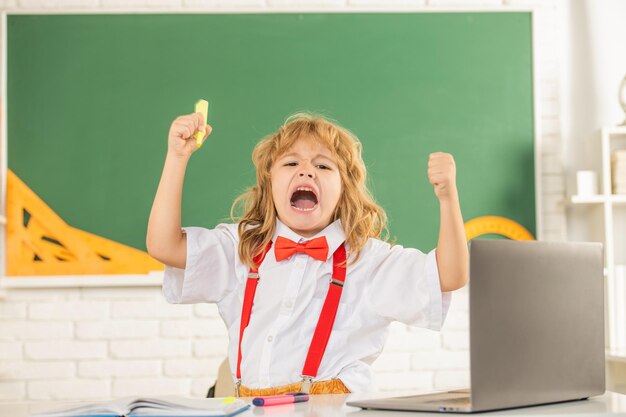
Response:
[330,278,344,287]
[235,379,241,397]
[300,376,313,394]
[248,273,259,279]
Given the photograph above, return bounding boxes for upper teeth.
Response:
[297,187,314,193]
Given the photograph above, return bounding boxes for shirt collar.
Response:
[273,218,346,261]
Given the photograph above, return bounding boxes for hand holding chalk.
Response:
[194,99,209,148]
[167,100,212,159]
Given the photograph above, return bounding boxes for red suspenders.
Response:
[235,241,347,395]
[235,242,273,390]
[301,244,346,392]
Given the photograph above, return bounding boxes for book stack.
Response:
[612,150,626,194]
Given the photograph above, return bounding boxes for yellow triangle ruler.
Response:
[6,170,163,276]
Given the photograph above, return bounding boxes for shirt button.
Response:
[284,300,294,309]
[267,335,273,342]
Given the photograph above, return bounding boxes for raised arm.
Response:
[427,152,469,292]
[146,112,211,269]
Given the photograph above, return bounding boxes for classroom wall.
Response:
[561,1,626,393]
[0,0,565,402]
[562,0,626,222]
[562,0,626,169]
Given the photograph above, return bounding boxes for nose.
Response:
[297,164,315,179]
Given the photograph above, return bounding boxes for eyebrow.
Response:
[280,152,337,164]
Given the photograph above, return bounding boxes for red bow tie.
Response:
[274,236,329,262]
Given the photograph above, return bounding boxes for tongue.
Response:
[294,196,316,210]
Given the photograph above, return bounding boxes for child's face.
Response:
[270,137,342,237]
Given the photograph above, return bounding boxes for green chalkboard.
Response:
[7,12,535,253]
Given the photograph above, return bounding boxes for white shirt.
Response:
[163,219,451,393]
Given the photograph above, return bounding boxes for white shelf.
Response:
[607,350,626,363]
[570,194,626,204]
[604,126,626,135]
[570,195,605,204]
[571,128,626,359]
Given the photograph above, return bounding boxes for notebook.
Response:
[348,240,605,413]
[30,396,250,417]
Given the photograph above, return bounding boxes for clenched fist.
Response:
[167,112,213,158]
[428,152,458,200]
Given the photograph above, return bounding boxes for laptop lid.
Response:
[469,239,605,411]
[347,239,605,413]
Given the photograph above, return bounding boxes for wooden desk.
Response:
[2,391,626,417]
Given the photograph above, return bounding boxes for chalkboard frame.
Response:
[0,8,542,287]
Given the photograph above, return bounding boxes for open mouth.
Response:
[290,187,319,212]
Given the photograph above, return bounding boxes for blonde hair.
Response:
[231,113,388,268]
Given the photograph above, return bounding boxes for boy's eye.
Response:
[285,162,298,167]
[317,164,329,170]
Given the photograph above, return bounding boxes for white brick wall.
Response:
[0,0,565,402]
[0,287,229,401]
[28,380,110,400]
[78,360,161,378]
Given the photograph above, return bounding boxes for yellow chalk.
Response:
[194,99,209,148]
[221,397,238,405]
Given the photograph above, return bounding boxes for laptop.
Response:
[348,239,606,413]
